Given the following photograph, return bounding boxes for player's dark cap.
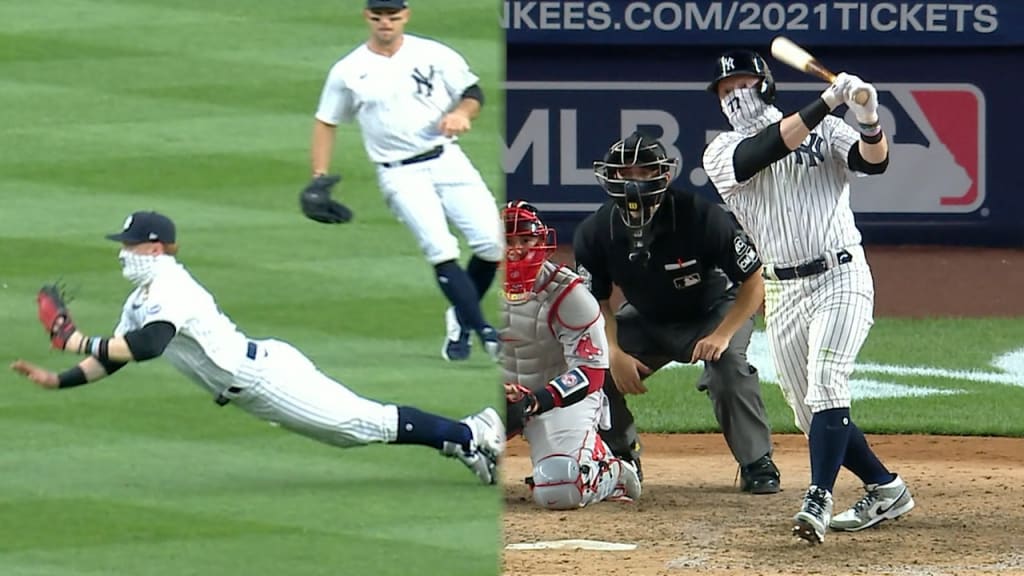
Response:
[366,0,407,10]
[105,211,176,244]
[707,50,776,103]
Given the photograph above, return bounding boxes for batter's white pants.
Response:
[375,142,503,265]
[224,339,399,447]
[523,392,625,507]
[763,245,874,434]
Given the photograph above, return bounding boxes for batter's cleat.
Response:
[829,475,915,532]
[740,454,781,494]
[479,325,502,363]
[441,307,471,361]
[446,407,505,485]
[792,485,833,545]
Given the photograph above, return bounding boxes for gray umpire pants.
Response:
[602,297,773,467]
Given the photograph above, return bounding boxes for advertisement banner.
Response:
[502,0,1024,46]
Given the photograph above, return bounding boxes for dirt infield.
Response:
[503,246,1024,575]
[502,434,1024,576]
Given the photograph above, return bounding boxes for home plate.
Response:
[505,539,637,551]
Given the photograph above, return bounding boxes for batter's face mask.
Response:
[502,201,556,301]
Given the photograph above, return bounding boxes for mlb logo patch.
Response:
[841,84,985,214]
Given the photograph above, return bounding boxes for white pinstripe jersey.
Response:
[114,259,248,397]
[315,34,480,164]
[703,115,863,267]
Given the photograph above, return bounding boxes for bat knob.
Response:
[852,88,870,106]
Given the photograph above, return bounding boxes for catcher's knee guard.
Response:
[531,454,585,510]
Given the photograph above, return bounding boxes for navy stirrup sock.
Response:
[808,408,852,493]
[843,422,896,486]
[466,256,498,301]
[393,406,472,451]
[435,260,487,332]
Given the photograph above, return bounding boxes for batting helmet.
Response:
[593,131,678,230]
[707,50,776,104]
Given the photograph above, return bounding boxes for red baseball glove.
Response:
[37,282,76,350]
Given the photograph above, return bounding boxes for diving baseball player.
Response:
[300,0,502,363]
[501,201,641,509]
[11,211,504,485]
[702,51,915,544]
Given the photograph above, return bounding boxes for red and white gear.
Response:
[501,199,641,509]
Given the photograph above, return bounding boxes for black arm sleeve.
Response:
[97,357,128,376]
[461,84,483,105]
[122,321,176,361]
[732,123,792,182]
[847,143,889,175]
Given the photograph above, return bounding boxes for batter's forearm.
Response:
[780,112,814,150]
[715,273,765,341]
[311,120,337,176]
[858,134,889,164]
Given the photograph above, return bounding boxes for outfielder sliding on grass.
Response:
[10,210,504,484]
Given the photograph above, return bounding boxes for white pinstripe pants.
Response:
[763,248,875,434]
[226,339,399,447]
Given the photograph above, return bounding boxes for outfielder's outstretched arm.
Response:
[11,355,124,390]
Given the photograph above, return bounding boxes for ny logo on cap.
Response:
[122,215,133,230]
[722,57,735,71]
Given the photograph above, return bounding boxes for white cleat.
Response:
[793,485,833,545]
[830,475,915,532]
[607,459,643,503]
[445,408,505,485]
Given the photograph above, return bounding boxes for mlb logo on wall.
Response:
[840,84,986,214]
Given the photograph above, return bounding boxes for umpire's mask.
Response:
[594,131,678,230]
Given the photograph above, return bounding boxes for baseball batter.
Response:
[501,201,641,509]
[702,51,915,544]
[11,211,504,485]
[303,0,502,362]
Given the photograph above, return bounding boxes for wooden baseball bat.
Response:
[770,36,869,105]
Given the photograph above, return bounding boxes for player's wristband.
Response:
[57,366,89,389]
[82,336,111,362]
[798,98,831,130]
[859,123,883,144]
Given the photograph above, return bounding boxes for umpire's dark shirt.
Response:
[573,188,762,324]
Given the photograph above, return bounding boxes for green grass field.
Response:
[1,1,502,575]
[630,317,1024,436]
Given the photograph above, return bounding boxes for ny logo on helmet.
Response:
[722,57,735,72]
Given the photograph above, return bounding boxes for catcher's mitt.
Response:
[37,282,76,350]
[300,174,353,224]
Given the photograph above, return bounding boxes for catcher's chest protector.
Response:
[501,262,579,392]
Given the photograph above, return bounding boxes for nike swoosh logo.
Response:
[876,489,907,514]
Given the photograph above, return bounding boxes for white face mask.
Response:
[118,249,161,286]
[721,87,779,132]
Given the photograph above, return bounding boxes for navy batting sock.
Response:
[393,406,472,451]
[843,422,896,486]
[466,256,498,301]
[435,260,487,332]
[808,408,853,493]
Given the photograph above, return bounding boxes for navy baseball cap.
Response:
[105,211,176,244]
[367,0,407,10]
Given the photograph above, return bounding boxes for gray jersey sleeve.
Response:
[552,283,609,371]
[703,132,749,200]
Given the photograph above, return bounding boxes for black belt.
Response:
[216,341,258,406]
[767,250,853,280]
[379,145,444,168]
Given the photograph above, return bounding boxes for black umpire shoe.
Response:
[740,453,781,494]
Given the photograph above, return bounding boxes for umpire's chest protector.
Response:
[501,264,579,392]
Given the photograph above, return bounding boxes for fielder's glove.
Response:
[299,174,353,224]
[37,282,76,350]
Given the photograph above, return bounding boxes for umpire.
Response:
[573,131,780,494]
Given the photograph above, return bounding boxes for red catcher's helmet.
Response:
[503,200,556,301]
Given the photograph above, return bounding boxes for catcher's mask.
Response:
[594,131,678,231]
[502,200,556,302]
